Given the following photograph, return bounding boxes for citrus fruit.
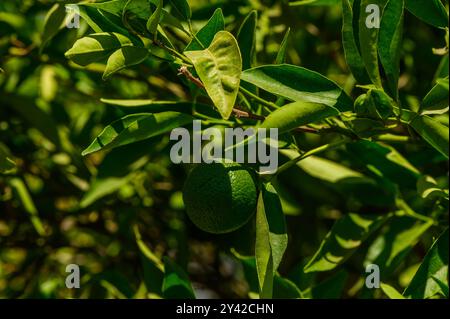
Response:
[183,162,258,234]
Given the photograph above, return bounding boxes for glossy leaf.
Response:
[103,46,149,80]
[146,0,163,35]
[162,257,195,299]
[185,31,242,120]
[184,8,224,51]
[304,213,389,273]
[256,183,288,298]
[421,78,449,114]
[341,0,370,84]
[404,228,449,298]
[365,218,433,277]
[168,0,191,21]
[275,28,290,65]
[260,101,339,133]
[100,98,219,117]
[40,4,66,53]
[82,112,192,155]
[346,140,420,188]
[409,114,449,158]
[77,5,132,36]
[65,32,135,67]
[405,0,449,29]
[358,0,387,87]
[237,10,257,70]
[241,64,353,111]
[381,283,405,299]
[378,0,404,98]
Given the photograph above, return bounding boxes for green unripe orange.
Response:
[183,162,258,234]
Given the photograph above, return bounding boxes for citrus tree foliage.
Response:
[0,0,449,299]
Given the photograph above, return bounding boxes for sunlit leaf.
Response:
[260,101,339,133]
[405,0,449,28]
[82,112,192,155]
[256,183,288,298]
[304,213,389,273]
[378,0,404,98]
[103,46,149,80]
[381,283,405,299]
[241,64,353,111]
[409,114,449,158]
[404,228,449,298]
[184,8,224,51]
[185,31,242,120]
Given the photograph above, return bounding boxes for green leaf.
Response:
[431,276,449,298]
[241,64,353,111]
[9,178,45,236]
[82,112,192,155]
[346,140,420,188]
[184,8,224,51]
[404,228,449,298]
[409,114,449,158]
[304,213,389,273]
[381,283,405,299]
[237,10,257,70]
[233,251,303,299]
[420,78,449,114]
[40,4,67,53]
[84,0,128,16]
[405,0,449,29]
[168,0,191,21]
[256,183,288,298]
[365,218,433,277]
[378,0,404,99]
[65,33,136,67]
[185,31,242,120]
[358,0,387,87]
[77,5,132,36]
[162,257,195,299]
[100,98,219,117]
[260,101,339,134]
[281,150,397,207]
[146,0,163,35]
[275,28,290,65]
[341,0,370,84]
[103,46,149,80]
